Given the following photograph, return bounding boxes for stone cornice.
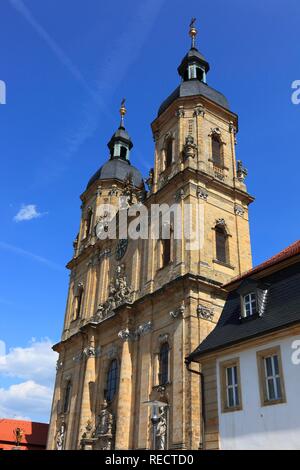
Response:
[53,272,226,350]
[151,94,239,132]
[146,165,254,206]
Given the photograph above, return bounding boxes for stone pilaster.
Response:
[115,327,134,449]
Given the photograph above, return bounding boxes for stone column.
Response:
[76,333,97,448]
[114,328,134,449]
[194,104,205,172]
[46,348,65,449]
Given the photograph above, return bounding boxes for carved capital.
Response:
[193,104,205,117]
[153,131,160,142]
[175,106,185,118]
[196,186,208,200]
[109,185,118,196]
[234,204,245,217]
[174,188,185,203]
[118,328,135,342]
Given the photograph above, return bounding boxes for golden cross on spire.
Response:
[119,98,126,127]
[189,17,197,48]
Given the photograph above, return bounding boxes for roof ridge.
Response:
[224,239,300,288]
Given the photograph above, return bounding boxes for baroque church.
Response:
[47,20,253,450]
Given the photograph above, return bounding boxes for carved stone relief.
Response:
[94,265,133,323]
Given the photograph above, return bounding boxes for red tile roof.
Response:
[224,240,300,288]
[0,418,48,450]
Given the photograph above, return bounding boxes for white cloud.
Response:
[13,204,45,222]
[0,338,58,422]
[0,338,57,386]
[0,380,53,423]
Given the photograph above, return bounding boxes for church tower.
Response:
[47,20,253,450]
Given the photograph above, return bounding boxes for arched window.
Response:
[160,219,172,268]
[212,134,222,166]
[165,138,173,168]
[196,67,204,81]
[161,238,171,268]
[120,146,127,160]
[215,224,228,264]
[159,343,170,385]
[105,359,119,402]
[63,380,71,413]
[85,209,93,238]
[74,284,84,320]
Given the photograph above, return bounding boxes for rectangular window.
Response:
[257,346,286,406]
[243,292,257,317]
[220,358,242,412]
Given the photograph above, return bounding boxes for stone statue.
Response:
[146,168,154,191]
[81,419,94,440]
[14,427,24,446]
[237,160,248,182]
[56,422,66,450]
[95,400,114,437]
[183,135,197,160]
[156,407,167,450]
[94,400,115,450]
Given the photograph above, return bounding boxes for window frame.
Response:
[220,358,242,413]
[215,224,229,265]
[63,380,72,414]
[105,359,119,403]
[256,346,286,407]
[164,137,173,169]
[158,342,170,386]
[211,133,223,167]
[73,284,84,320]
[242,291,257,318]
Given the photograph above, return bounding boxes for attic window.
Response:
[242,292,257,318]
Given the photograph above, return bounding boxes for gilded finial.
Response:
[119,98,126,128]
[189,17,197,49]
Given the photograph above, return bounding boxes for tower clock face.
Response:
[115,238,128,260]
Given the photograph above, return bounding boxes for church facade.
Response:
[47,21,254,450]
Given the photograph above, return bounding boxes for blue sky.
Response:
[0,0,299,422]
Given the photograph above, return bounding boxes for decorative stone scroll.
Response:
[169,303,185,319]
[197,304,214,321]
[118,321,153,342]
[73,346,101,363]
